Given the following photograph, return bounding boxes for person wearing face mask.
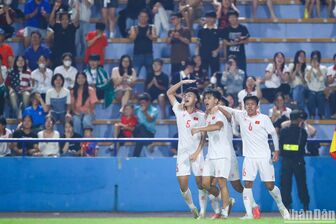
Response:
[31,54,53,99]
[5,55,32,118]
[54,52,78,89]
[84,54,115,108]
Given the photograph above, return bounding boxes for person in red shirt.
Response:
[85,22,108,66]
[114,104,138,139]
[0,28,14,68]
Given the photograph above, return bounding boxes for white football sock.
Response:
[221,205,229,218]
[209,194,221,214]
[241,192,258,208]
[198,189,207,215]
[269,186,286,210]
[181,188,196,210]
[243,188,253,217]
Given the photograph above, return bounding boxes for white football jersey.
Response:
[173,102,206,155]
[226,107,277,159]
[205,111,232,160]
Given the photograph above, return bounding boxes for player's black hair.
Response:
[203,88,222,101]
[243,94,259,105]
[220,96,229,106]
[185,87,200,103]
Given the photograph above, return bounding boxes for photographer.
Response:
[279,109,310,211]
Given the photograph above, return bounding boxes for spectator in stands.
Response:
[129,9,157,76]
[178,0,203,31]
[305,50,327,119]
[68,0,93,57]
[6,55,32,119]
[252,0,277,19]
[49,5,79,67]
[84,54,115,108]
[24,31,52,71]
[289,50,307,110]
[23,92,48,131]
[54,52,78,89]
[269,93,292,132]
[168,12,191,74]
[221,55,245,101]
[237,76,262,109]
[192,55,209,92]
[114,104,138,139]
[11,115,38,156]
[85,22,107,66]
[71,72,98,134]
[150,0,174,36]
[111,55,137,113]
[213,0,239,30]
[145,59,169,118]
[31,54,53,99]
[169,132,178,156]
[0,55,8,116]
[36,115,60,157]
[124,0,147,31]
[0,28,14,69]
[223,10,249,73]
[80,126,98,157]
[0,3,16,38]
[133,93,159,157]
[0,116,12,157]
[100,0,118,38]
[60,120,82,156]
[303,0,331,18]
[197,11,221,77]
[45,73,71,123]
[170,60,197,96]
[261,52,291,103]
[23,0,51,47]
[326,53,336,119]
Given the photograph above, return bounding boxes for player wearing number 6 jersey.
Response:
[167,80,207,219]
[219,95,290,220]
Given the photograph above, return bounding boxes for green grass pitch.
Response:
[0,218,287,224]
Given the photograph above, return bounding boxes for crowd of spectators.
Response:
[0,0,335,157]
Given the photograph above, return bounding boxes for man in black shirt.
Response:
[49,4,79,67]
[222,10,249,74]
[279,109,310,211]
[170,60,197,96]
[129,9,157,77]
[145,59,169,118]
[197,11,222,78]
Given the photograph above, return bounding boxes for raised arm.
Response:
[166,79,196,106]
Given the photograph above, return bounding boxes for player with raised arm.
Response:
[218,95,290,220]
[191,89,232,219]
[167,80,207,219]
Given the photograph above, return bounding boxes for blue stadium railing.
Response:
[0,138,332,157]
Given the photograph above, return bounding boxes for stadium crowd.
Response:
[0,0,335,157]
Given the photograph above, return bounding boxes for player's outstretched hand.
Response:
[272,151,279,162]
[190,152,199,162]
[181,79,196,85]
[191,128,199,136]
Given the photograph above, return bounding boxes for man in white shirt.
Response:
[191,89,232,219]
[220,95,290,220]
[167,79,207,219]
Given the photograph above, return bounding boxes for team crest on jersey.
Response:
[212,116,216,120]
[193,117,198,121]
[255,121,260,124]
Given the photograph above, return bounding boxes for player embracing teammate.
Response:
[168,82,290,219]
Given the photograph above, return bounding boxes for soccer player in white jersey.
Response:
[218,96,261,219]
[167,80,207,218]
[191,89,232,218]
[219,95,290,219]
